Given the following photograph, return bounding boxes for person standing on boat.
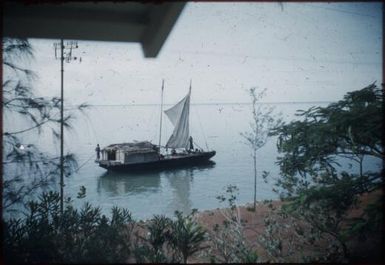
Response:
[95,144,101,160]
[189,136,194,151]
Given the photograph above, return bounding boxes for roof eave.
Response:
[3,1,186,58]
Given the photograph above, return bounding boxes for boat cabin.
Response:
[101,141,159,164]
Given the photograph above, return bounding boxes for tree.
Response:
[271,83,383,197]
[270,83,383,261]
[241,88,282,210]
[2,38,87,213]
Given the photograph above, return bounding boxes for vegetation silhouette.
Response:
[2,38,88,214]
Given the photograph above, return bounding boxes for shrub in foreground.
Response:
[4,191,133,264]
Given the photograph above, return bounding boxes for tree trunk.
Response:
[253,151,257,210]
[359,155,363,177]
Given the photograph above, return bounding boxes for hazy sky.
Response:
[28,2,382,106]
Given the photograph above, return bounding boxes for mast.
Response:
[158,79,164,150]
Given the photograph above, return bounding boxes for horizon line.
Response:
[68,101,334,107]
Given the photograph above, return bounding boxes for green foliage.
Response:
[133,211,207,263]
[4,187,273,263]
[270,84,384,261]
[208,185,258,263]
[241,250,259,263]
[271,83,383,197]
[241,87,282,210]
[2,38,89,212]
[146,214,172,252]
[261,170,270,183]
[216,184,239,211]
[241,88,282,151]
[77,185,87,199]
[3,191,133,264]
[347,197,383,240]
[133,214,175,263]
[169,211,207,263]
[133,244,170,263]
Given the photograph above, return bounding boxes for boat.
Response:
[97,80,216,171]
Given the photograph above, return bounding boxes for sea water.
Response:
[4,103,382,220]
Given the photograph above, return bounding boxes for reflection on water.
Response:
[96,161,216,214]
[165,166,195,215]
[97,171,161,196]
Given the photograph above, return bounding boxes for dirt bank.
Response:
[190,188,383,263]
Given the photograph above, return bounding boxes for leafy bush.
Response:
[208,185,258,263]
[3,191,133,264]
[133,211,207,263]
[269,83,384,262]
[169,211,207,263]
[133,215,175,263]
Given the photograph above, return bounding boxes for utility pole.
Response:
[53,40,79,214]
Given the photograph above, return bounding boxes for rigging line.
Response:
[138,102,158,142]
[164,103,168,150]
[74,153,95,173]
[194,106,209,150]
[85,113,100,143]
[147,104,158,143]
[194,142,205,151]
[94,106,110,143]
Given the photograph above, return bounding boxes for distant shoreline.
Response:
[67,101,333,108]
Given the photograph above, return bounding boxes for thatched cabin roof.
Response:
[102,141,157,154]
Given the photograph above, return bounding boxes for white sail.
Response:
[164,89,191,149]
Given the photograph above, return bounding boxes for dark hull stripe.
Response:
[99,151,216,171]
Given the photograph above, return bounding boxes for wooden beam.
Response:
[3,2,185,58]
[4,16,146,43]
[141,2,186,58]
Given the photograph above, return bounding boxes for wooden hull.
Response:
[98,151,216,172]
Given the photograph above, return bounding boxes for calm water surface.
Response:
[7,103,382,220]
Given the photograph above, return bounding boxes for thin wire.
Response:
[86,112,100,143]
[75,153,95,173]
[194,106,209,150]
[147,104,158,143]
[194,142,205,151]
